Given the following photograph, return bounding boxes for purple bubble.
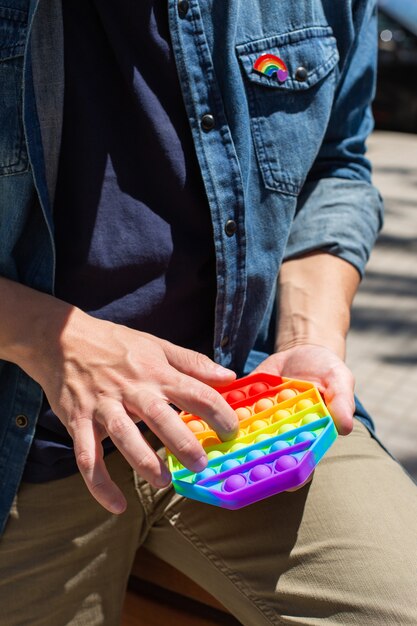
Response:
[249,464,272,482]
[274,456,298,472]
[223,474,247,492]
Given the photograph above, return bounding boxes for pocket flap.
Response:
[236,26,339,91]
[0,6,28,60]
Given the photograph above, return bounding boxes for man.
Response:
[0,1,416,624]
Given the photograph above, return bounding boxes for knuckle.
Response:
[135,450,158,476]
[106,414,130,439]
[142,398,168,427]
[76,450,95,474]
[193,384,219,411]
[175,435,202,462]
[90,479,107,498]
[193,350,212,369]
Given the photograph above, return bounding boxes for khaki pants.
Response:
[1,420,416,626]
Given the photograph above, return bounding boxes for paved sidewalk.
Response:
[346,130,417,480]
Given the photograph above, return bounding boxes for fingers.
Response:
[94,400,172,487]
[323,369,355,436]
[250,347,355,436]
[162,369,239,441]
[72,417,127,515]
[325,391,355,435]
[160,339,236,386]
[124,388,212,472]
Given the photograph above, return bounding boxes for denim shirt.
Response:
[0,0,383,532]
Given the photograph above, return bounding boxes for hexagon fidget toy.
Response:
[167,373,337,509]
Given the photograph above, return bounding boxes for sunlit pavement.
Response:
[346,130,417,480]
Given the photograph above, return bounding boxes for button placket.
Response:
[224,220,237,237]
[15,414,28,428]
[201,113,215,131]
[170,0,246,364]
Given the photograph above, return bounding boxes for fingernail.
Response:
[191,455,207,473]
[214,365,235,377]
[155,474,171,489]
[111,500,126,514]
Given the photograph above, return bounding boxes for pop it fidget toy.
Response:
[167,373,337,509]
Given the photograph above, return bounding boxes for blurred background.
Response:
[346,0,417,480]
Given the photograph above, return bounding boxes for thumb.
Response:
[323,369,355,436]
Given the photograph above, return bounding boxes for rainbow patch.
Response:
[253,54,288,83]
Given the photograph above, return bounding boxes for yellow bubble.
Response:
[278,423,295,435]
[255,434,271,443]
[301,413,321,425]
[271,409,292,423]
[248,419,268,433]
[295,399,315,412]
[207,450,223,460]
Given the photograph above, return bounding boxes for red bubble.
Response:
[226,389,247,404]
[249,382,269,396]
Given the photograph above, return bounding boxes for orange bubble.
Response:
[295,399,315,412]
[253,397,275,413]
[271,409,292,423]
[187,419,206,433]
[202,436,221,448]
[276,388,298,402]
[248,419,268,433]
[235,406,252,421]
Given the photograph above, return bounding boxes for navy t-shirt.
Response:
[23,0,216,482]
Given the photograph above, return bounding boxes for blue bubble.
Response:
[245,449,265,462]
[269,440,290,453]
[220,459,241,472]
[294,431,316,445]
[194,468,217,483]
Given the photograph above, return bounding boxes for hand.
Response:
[252,344,355,435]
[26,306,238,514]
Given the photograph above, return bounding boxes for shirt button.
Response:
[220,336,229,348]
[224,220,237,237]
[201,114,215,131]
[178,0,189,18]
[15,414,28,428]
[295,66,308,82]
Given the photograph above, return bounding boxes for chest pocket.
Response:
[237,26,339,195]
[0,6,29,175]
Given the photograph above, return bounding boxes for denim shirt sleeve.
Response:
[284,0,384,276]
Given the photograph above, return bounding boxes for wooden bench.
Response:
[122,547,240,625]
